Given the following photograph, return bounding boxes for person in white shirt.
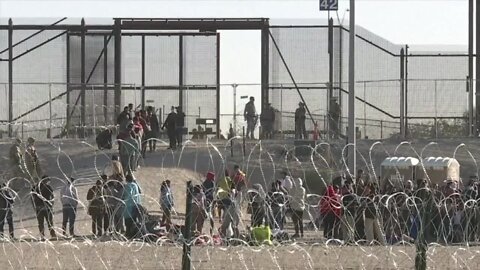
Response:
[60,178,78,237]
[280,171,293,192]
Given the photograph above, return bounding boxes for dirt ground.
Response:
[0,242,479,269]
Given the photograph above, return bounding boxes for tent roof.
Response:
[422,157,460,168]
[381,157,420,168]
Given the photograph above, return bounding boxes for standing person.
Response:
[160,180,174,231]
[329,98,341,139]
[290,178,306,238]
[320,185,341,240]
[117,121,133,169]
[232,165,247,205]
[147,107,160,152]
[109,178,125,234]
[279,170,293,193]
[61,178,78,238]
[32,176,57,241]
[138,110,151,157]
[0,183,15,240]
[268,180,287,231]
[244,96,257,139]
[25,137,42,182]
[87,180,105,237]
[219,189,241,238]
[341,178,358,243]
[363,183,386,245]
[123,174,141,239]
[162,106,177,150]
[110,155,125,181]
[175,106,186,148]
[9,138,24,179]
[191,185,207,234]
[295,102,307,139]
[121,129,140,174]
[202,172,216,234]
[127,103,135,119]
[117,106,131,127]
[260,103,275,139]
[216,170,233,222]
[96,128,113,150]
[250,184,267,227]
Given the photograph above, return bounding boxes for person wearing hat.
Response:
[9,138,24,179]
[25,137,42,182]
[244,96,257,139]
[260,103,275,139]
[175,106,186,148]
[162,106,177,150]
[295,102,307,139]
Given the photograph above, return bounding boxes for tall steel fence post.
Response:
[181,181,193,270]
[49,83,52,139]
[8,18,13,138]
[347,0,356,176]
[93,85,97,138]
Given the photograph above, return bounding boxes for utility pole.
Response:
[347,0,356,176]
[468,0,474,136]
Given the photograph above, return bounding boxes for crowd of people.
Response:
[3,140,480,246]
[111,103,186,172]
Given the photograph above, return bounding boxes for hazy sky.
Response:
[0,0,470,45]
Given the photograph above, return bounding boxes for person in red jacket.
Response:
[320,185,341,240]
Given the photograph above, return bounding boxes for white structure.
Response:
[419,157,461,185]
[380,157,420,189]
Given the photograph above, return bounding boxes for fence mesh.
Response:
[269,25,469,140]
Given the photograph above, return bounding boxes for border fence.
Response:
[0,18,474,141]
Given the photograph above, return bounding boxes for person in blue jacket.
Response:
[123,174,142,239]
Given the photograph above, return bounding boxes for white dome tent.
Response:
[380,157,420,190]
[418,157,460,186]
